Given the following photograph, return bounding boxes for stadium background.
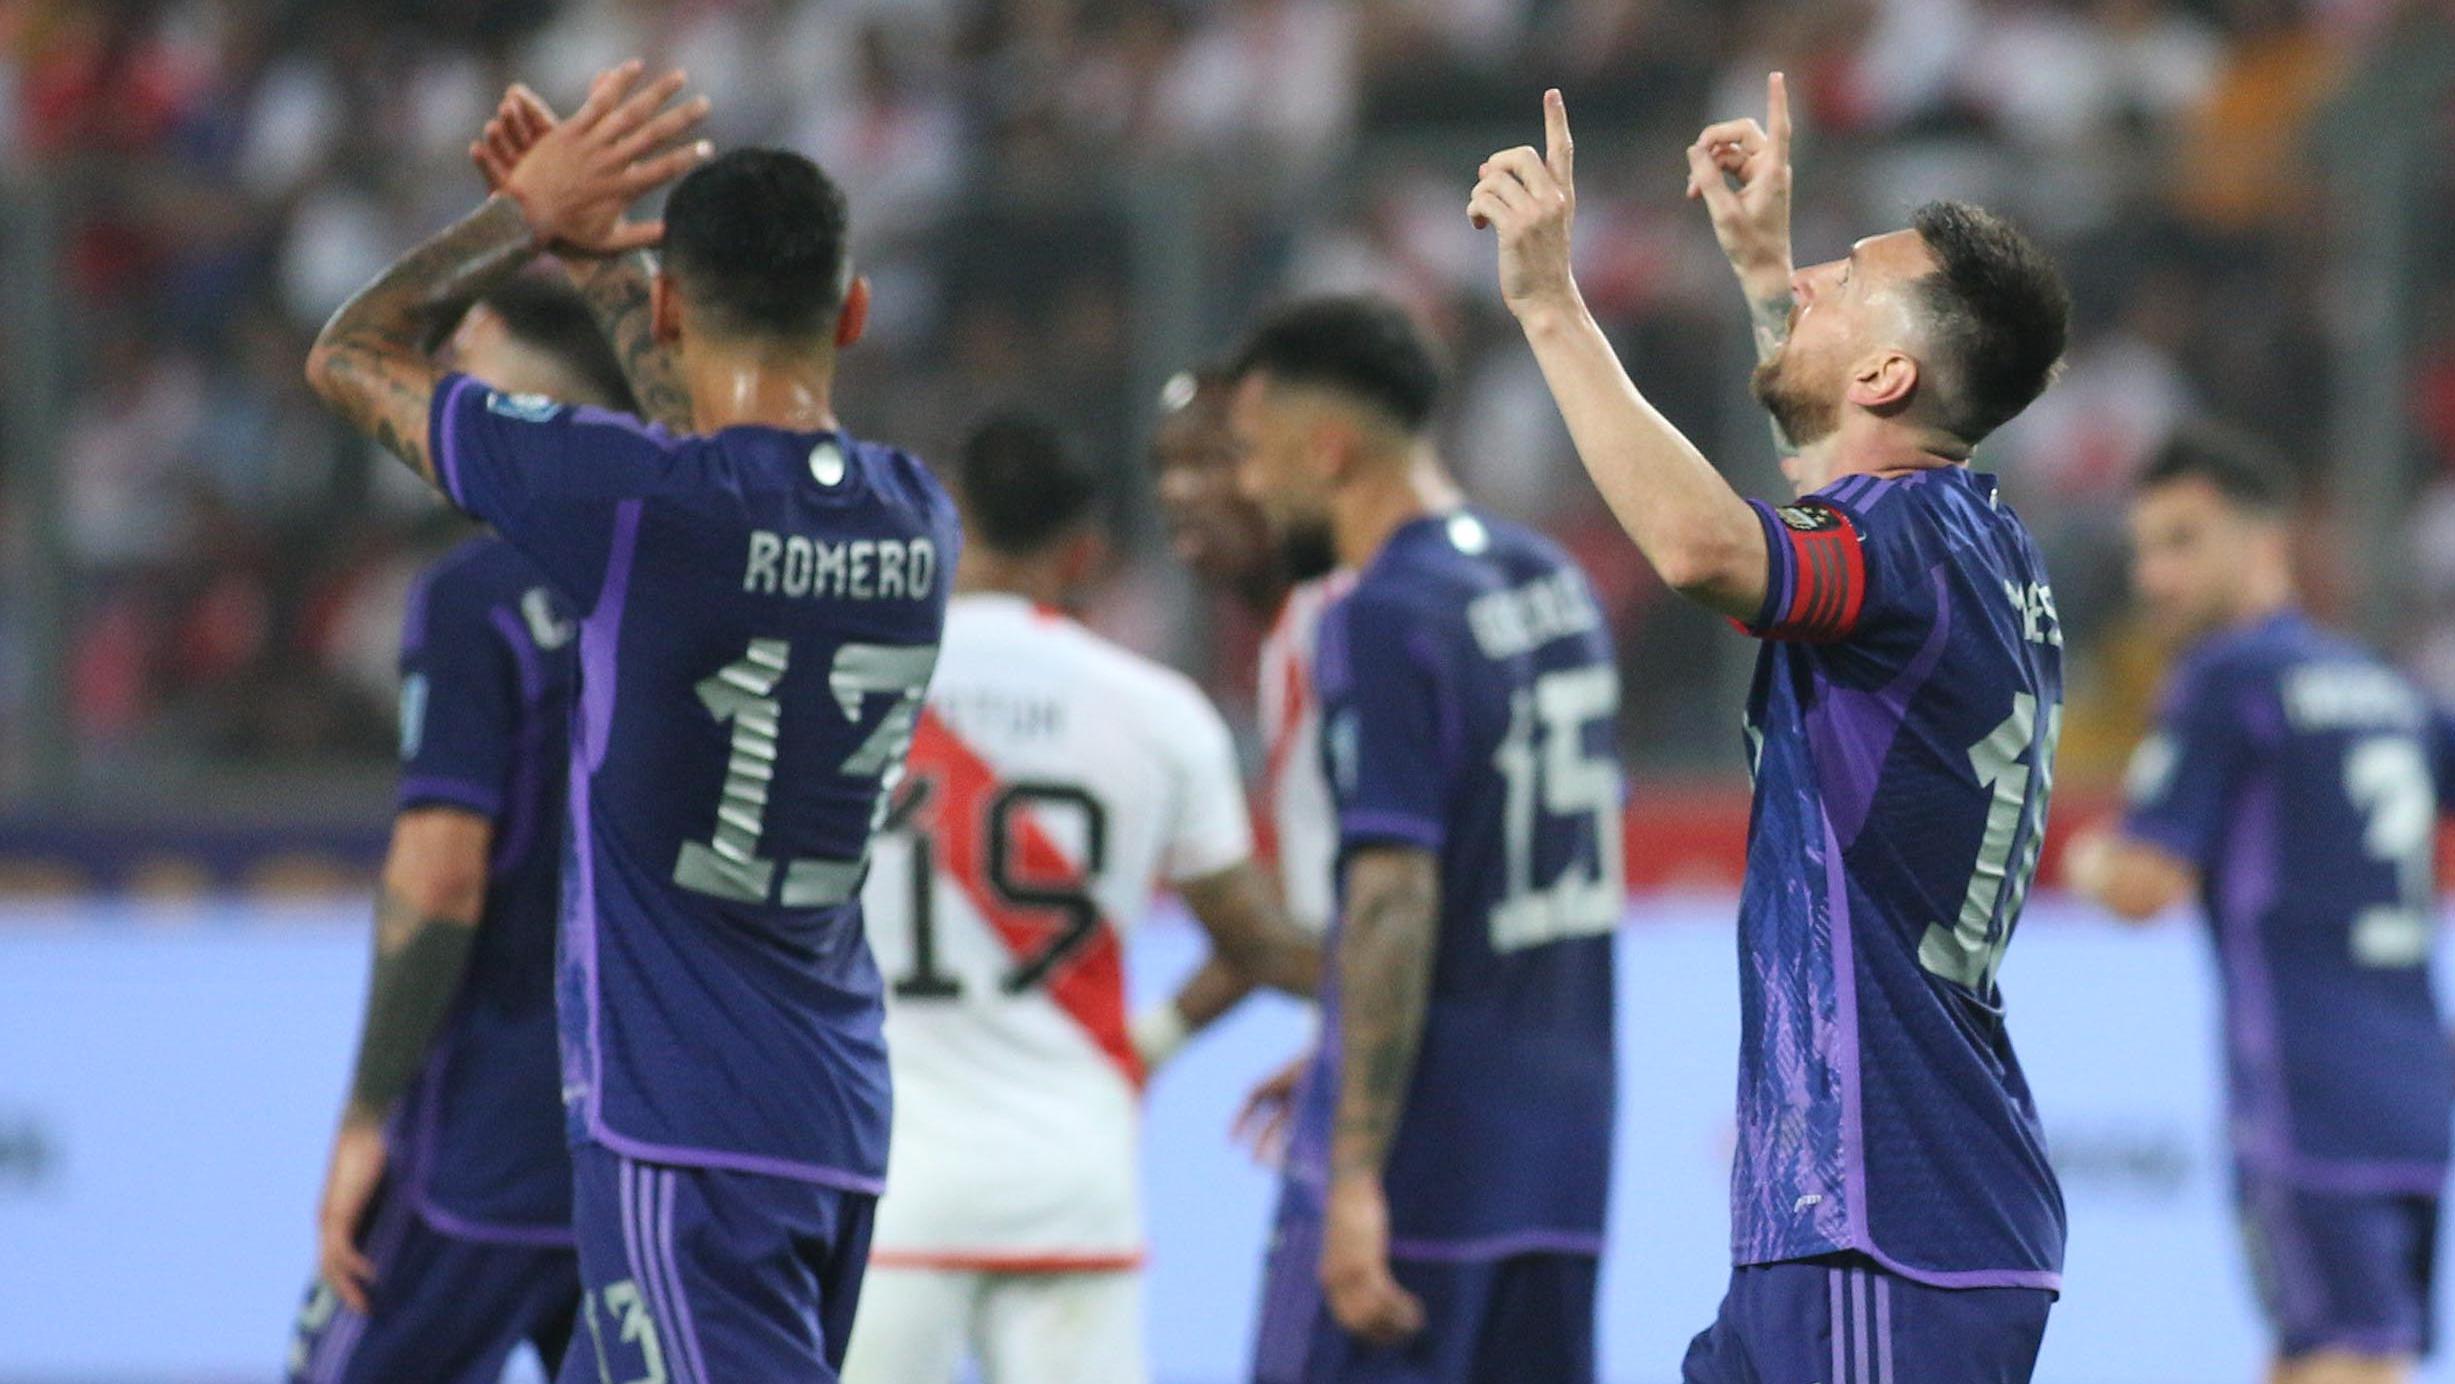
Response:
[1,0,2452,1379]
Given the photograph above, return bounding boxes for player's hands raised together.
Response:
[1469,89,1580,320]
[1685,72,1795,302]
[494,60,712,256]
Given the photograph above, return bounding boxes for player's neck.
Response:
[1331,444,1463,569]
[2222,578,2296,632]
[681,342,841,434]
[1801,415,1968,490]
[953,550,1069,608]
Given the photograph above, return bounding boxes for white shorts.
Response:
[843,1264,1147,1384]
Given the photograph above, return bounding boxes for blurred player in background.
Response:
[287,276,633,1384]
[305,63,960,1383]
[1153,365,1348,940]
[1473,81,2071,1377]
[2069,427,2454,1384]
[1235,296,1623,1383]
[1148,367,1347,1138]
[846,413,1320,1384]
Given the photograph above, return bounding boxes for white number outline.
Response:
[2345,735,2435,968]
[1920,692,2062,990]
[673,638,939,907]
[1489,664,1626,953]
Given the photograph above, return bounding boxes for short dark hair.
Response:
[662,148,851,342]
[1230,295,1441,433]
[1908,201,2070,443]
[956,412,1102,554]
[477,275,638,414]
[2139,420,2294,515]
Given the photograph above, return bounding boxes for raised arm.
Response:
[307,62,710,482]
[1469,90,1767,620]
[474,83,699,431]
[1319,844,1437,1346]
[1687,73,1801,459]
[302,196,540,488]
[314,808,493,1312]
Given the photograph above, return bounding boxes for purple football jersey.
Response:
[1731,468,2066,1289]
[430,375,959,1191]
[1286,510,1620,1255]
[2124,610,2454,1187]
[390,534,575,1241]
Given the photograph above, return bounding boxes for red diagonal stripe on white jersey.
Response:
[906,707,1142,1089]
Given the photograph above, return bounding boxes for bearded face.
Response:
[1750,341,1842,457]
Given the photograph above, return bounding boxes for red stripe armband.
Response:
[1744,499,1867,642]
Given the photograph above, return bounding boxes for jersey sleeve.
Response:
[427,372,680,601]
[1323,592,1456,855]
[1159,680,1257,884]
[2119,662,2253,867]
[396,559,519,821]
[1740,497,1871,643]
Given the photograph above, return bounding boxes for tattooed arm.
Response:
[565,253,694,430]
[315,807,492,1311]
[1684,73,1800,460]
[1317,845,1437,1345]
[1746,289,1800,459]
[303,196,542,488]
[1328,847,1438,1182]
[305,62,712,481]
[472,85,700,431]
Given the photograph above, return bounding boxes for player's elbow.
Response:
[1656,530,1760,612]
[382,808,494,924]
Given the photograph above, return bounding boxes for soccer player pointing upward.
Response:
[1475,82,2074,1379]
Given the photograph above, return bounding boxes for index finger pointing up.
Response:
[1544,88,1573,187]
[1767,71,1791,157]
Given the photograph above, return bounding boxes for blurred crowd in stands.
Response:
[4,0,2453,807]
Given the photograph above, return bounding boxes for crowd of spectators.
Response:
[2,0,2450,807]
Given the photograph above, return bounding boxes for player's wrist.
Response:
[1131,1002,1192,1071]
[1732,255,1794,302]
[1508,286,1591,340]
[487,186,556,255]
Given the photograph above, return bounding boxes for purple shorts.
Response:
[286,1176,578,1384]
[1681,1253,2052,1384]
[557,1143,876,1384]
[1250,1181,1598,1384]
[2238,1172,2439,1360]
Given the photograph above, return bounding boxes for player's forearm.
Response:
[1329,849,1438,1183]
[1181,861,1325,1000]
[1741,284,1800,459]
[1515,299,1767,620]
[304,195,541,486]
[1165,955,1256,1036]
[2069,834,2196,924]
[563,251,694,430]
[341,884,482,1125]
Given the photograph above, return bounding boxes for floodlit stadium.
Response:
[1,1,2451,1381]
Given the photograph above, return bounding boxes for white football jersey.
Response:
[862,593,1254,1266]
[1256,574,1352,935]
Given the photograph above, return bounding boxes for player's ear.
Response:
[835,276,871,351]
[650,272,683,347]
[1848,348,1918,415]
